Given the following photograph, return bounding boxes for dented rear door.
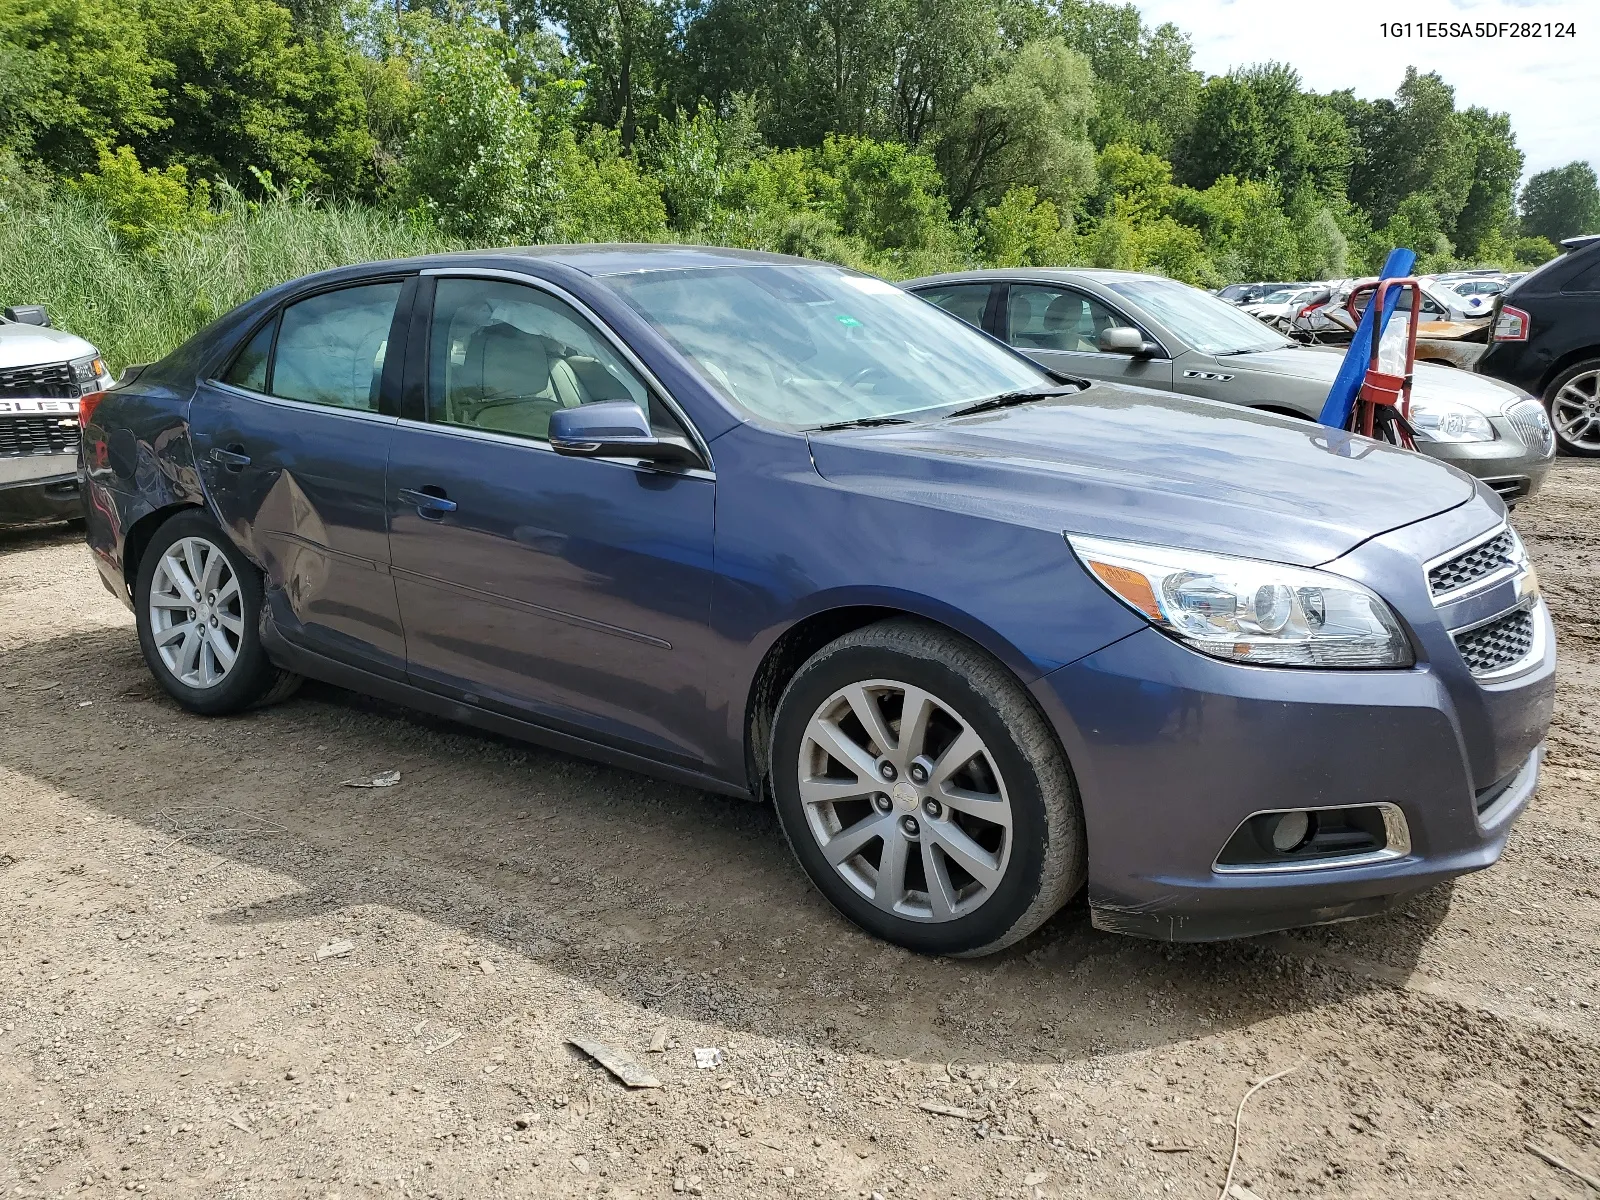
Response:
[188,276,414,677]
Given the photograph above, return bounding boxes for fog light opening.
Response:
[1270,810,1314,853]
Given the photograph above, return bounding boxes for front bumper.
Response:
[0,454,82,525]
[1030,507,1555,942]
[1417,414,1554,503]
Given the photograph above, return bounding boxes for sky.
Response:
[1131,0,1597,183]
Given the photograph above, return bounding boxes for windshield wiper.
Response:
[812,415,915,432]
[942,386,1076,419]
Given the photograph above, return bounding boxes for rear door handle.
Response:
[210,446,251,470]
[397,487,458,519]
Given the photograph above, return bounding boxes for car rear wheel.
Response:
[1545,359,1600,457]
[770,619,1085,957]
[134,510,301,715]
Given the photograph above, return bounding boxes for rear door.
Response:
[1001,282,1174,388]
[189,277,412,676]
[385,272,717,765]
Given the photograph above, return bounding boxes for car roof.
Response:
[905,267,1175,288]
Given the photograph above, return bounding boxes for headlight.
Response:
[69,354,108,385]
[1068,534,1414,668]
[1408,396,1494,442]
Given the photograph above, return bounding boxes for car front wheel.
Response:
[134,509,301,715]
[770,619,1085,957]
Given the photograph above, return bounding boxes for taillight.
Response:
[79,390,108,430]
[1297,303,1320,318]
[1493,305,1530,342]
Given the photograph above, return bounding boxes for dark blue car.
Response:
[79,246,1555,955]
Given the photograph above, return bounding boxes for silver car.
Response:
[905,269,1556,503]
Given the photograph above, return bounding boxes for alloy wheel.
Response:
[148,536,244,689]
[1551,369,1600,451]
[796,679,1013,922]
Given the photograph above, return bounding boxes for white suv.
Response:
[0,306,113,526]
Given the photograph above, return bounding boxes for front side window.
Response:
[426,278,670,442]
[607,265,1047,428]
[271,283,402,411]
[1006,284,1128,353]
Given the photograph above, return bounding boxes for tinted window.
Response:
[915,283,992,330]
[1006,284,1127,353]
[223,318,274,393]
[1106,278,1290,354]
[1563,257,1600,293]
[609,265,1046,428]
[271,283,402,411]
[428,278,668,442]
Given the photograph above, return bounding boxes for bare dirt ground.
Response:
[2,464,1598,1200]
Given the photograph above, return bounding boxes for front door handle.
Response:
[210,446,251,471]
[397,486,458,519]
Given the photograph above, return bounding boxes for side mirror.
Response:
[3,305,51,327]
[548,400,701,468]
[1098,326,1157,358]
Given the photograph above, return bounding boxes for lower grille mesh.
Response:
[1454,608,1535,676]
[0,415,80,457]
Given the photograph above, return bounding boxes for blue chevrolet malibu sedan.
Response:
[79,246,1555,955]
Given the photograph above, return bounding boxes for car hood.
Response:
[808,385,1479,567]
[0,322,97,371]
[1221,345,1524,412]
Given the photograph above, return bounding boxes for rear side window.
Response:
[1563,256,1600,293]
[915,283,993,330]
[223,318,274,393]
[1006,284,1126,352]
[270,283,403,411]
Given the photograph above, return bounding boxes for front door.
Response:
[1003,282,1175,389]
[188,278,410,676]
[386,274,716,765]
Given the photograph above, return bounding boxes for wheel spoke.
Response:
[842,684,896,759]
[798,774,877,807]
[216,611,244,636]
[926,819,1003,891]
[921,839,958,919]
[200,546,227,594]
[930,725,985,788]
[209,629,238,670]
[938,783,1012,828]
[214,576,240,607]
[871,828,910,911]
[177,630,202,679]
[198,640,219,687]
[820,812,893,867]
[150,593,191,610]
[161,553,196,599]
[182,541,206,595]
[898,685,935,761]
[805,717,880,784]
[154,620,193,647]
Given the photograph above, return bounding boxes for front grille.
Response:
[1507,398,1555,456]
[1429,529,1517,596]
[0,360,77,400]
[1453,607,1535,676]
[0,414,80,457]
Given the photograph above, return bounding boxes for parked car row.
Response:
[908,267,1554,503]
[74,245,1553,956]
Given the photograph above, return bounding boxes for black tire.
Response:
[769,619,1085,957]
[1543,358,1600,457]
[134,509,302,715]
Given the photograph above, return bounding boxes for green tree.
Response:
[1520,161,1600,244]
[1176,75,1268,189]
[0,0,167,173]
[1451,108,1522,258]
[980,185,1073,266]
[68,143,214,250]
[934,37,1095,215]
[1048,0,1198,155]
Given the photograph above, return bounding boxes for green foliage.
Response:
[980,187,1074,267]
[1520,162,1600,245]
[68,144,215,251]
[0,189,453,371]
[935,37,1096,214]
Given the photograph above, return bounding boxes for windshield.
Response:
[605,265,1049,427]
[1261,290,1295,304]
[1108,278,1293,354]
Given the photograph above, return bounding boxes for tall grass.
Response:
[0,193,459,372]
